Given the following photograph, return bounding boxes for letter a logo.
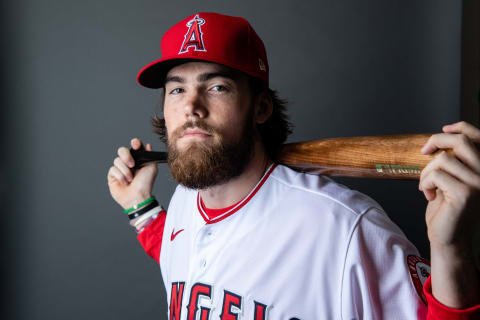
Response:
[179,14,207,54]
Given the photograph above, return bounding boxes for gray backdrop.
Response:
[3,0,464,319]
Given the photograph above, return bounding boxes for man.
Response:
[108,12,480,319]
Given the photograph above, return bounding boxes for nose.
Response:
[184,89,207,120]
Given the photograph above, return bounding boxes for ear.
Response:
[254,91,273,124]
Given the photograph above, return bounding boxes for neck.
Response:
[199,141,272,209]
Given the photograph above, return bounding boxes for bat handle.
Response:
[130,148,168,169]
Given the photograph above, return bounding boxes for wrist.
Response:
[122,194,153,211]
[430,242,476,282]
[130,205,163,232]
[430,241,474,262]
[430,242,480,308]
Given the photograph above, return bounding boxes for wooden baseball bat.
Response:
[277,133,447,179]
[131,133,448,180]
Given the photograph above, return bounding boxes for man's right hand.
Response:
[107,138,159,210]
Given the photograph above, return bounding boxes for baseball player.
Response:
[107,12,480,319]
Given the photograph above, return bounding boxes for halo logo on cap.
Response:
[179,14,207,54]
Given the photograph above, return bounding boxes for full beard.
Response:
[167,113,255,190]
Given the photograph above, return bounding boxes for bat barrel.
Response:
[277,134,439,180]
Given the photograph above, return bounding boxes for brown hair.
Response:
[151,76,293,161]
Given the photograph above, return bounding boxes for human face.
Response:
[163,62,256,189]
[163,62,253,148]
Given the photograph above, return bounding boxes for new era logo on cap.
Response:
[259,58,266,71]
[137,12,269,89]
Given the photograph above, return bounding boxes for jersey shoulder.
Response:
[270,164,384,218]
[169,184,197,205]
[164,184,198,222]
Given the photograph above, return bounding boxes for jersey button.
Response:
[202,228,214,243]
[200,259,207,268]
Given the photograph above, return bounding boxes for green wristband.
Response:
[124,196,156,214]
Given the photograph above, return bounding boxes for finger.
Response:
[421,133,480,173]
[420,151,480,190]
[422,186,437,202]
[131,138,144,150]
[118,146,135,168]
[421,133,452,154]
[419,168,465,202]
[146,143,152,151]
[108,166,129,186]
[443,121,480,142]
[114,157,133,182]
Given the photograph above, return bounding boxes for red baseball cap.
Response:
[137,12,269,89]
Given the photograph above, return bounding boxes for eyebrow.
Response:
[164,70,238,86]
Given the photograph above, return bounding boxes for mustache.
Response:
[171,121,217,140]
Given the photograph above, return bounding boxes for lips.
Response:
[181,128,212,138]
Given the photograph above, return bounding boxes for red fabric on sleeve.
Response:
[424,275,480,319]
[136,210,167,264]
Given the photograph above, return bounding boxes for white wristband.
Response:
[133,205,163,230]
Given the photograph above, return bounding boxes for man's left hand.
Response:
[420,121,480,308]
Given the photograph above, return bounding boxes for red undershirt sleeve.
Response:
[136,209,167,264]
[424,275,480,319]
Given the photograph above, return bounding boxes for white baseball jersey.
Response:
[139,164,431,319]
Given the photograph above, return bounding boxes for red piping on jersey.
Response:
[200,197,242,220]
[197,164,277,224]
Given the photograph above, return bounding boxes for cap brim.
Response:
[137,58,206,89]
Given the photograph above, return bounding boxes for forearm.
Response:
[430,243,480,308]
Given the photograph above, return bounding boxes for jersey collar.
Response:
[197,164,277,224]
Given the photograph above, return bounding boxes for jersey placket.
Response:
[183,220,218,315]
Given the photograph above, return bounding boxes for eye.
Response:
[210,85,228,92]
[168,87,184,95]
